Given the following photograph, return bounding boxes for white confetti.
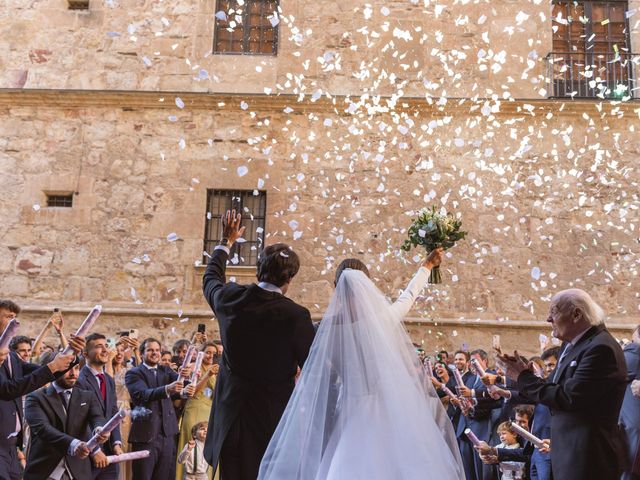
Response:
[531,267,541,280]
[175,97,185,109]
[167,232,179,242]
[237,166,249,177]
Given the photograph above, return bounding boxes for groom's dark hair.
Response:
[257,243,300,287]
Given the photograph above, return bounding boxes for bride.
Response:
[258,250,464,479]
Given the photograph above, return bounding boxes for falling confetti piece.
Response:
[531,267,541,280]
[167,233,179,242]
[237,166,249,177]
[175,97,185,109]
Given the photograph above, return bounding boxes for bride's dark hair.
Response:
[334,258,370,286]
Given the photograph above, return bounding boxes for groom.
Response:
[203,210,315,480]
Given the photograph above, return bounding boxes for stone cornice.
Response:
[1,88,639,118]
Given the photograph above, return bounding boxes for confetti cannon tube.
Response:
[61,305,102,355]
[508,421,549,449]
[471,358,500,395]
[189,351,205,384]
[0,319,20,350]
[106,450,150,464]
[86,409,127,452]
[465,428,482,447]
[178,345,197,382]
[452,368,472,410]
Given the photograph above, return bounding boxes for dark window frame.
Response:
[549,0,635,99]
[46,193,74,208]
[203,189,267,267]
[213,0,279,56]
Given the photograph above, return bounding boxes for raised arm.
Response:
[389,248,444,320]
[203,210,246,310]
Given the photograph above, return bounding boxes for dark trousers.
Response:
[220,415,266,480]
[0,437,21,480]
[92,461,119,480]
[131,435,176,480]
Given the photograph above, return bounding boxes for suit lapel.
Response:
[82,366,105,411]
[67,388,82,433]
[554,325,603,382]
[43,384,67,425]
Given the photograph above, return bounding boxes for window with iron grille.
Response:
[213,0,279,55]
[46,194,74,208]
[549,1,635,98]
[203,190,266,266]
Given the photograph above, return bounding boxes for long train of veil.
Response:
[259,269,465,479]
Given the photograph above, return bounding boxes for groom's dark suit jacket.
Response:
[202,248,315,479]
[517,324,627,480]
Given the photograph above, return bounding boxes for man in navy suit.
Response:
[0,299,85,480]
[125,337,194,480]
[77,333,124,479]
[456,349,502,480]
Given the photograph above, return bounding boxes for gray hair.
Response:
[554,289,605,326]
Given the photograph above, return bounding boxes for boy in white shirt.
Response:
[495,422,526,480]
[177,422,210,480]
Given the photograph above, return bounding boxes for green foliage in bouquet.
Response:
[401,206,467,283]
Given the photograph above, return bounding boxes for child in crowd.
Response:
[177,421,210,480]
[495,422,526,480]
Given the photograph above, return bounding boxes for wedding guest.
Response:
[500,289,628,480]
[493,422,526,480]
[23,363,109,479]
[125,337,194,480]
[0,299,85,479]
[456,349,502,480]
[475,405,534,478]
[177,342,219,480]
[30,309,67,361]
[161,351,175,370]
[172,339,190,367]
[9,336,32,362]
[541,347,560,378]
[621,325,640,480]
[77,333,123,480]
[177,422,210,480]
[107,341,133,480]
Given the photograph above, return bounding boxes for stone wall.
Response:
[2,0,558,97]
[1,0,640,357]
[1,91,638,357]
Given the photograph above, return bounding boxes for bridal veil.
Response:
[258,269,464,479]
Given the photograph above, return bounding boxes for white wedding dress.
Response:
[258,267,464,480]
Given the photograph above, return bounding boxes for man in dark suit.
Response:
[24,363,109,480]
[456,349,502,480]
[621,325,640,480]
[77,333,124,480]
[0,299,85,480]
[202,210,315,480]
[500,288,628,480]
[125,337,194,480]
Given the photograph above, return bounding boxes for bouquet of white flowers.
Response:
[401,206,467,283]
